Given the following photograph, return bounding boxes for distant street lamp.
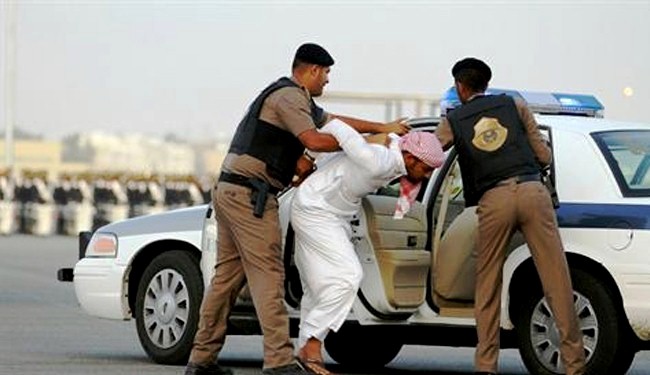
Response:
[3,1,16,170]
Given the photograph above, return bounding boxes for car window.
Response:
[374,179,400,198]
[429,156,466,236]
[593,130,650,197]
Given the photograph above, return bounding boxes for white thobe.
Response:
[291,119,406,347]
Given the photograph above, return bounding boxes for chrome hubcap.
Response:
[143,269,190,349]
[530,292,597,373]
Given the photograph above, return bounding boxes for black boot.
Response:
[184,362,234,375]
[261,362,311,375]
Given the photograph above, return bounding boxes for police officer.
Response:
[435,58,586,375]
[184,43,409,375]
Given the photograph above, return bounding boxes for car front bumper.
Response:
[73,257,130,320]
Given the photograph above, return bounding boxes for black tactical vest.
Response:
[229,77,325,186]
[447,95,540,206]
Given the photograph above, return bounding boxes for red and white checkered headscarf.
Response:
[398,131,445,169]
[394,132,445,219]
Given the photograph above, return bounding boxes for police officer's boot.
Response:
[261,362,312,375]
[184,362,233,375]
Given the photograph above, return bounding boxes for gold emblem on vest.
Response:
[472,117,508,152]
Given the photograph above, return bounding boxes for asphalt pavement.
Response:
[1,235,649,375]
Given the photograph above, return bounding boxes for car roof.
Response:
[408,117,438,130]
[536,115,650,134]
[408,115,650,134]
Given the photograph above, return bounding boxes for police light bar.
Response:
[440,87,604,118]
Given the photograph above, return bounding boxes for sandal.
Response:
[296,356,335,375]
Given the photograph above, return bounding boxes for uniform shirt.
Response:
[295,119,405,218]
[435,97,552,167]
[222,81,329,189]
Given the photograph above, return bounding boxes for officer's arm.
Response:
[269,89,340,152]
[298,129,340,152]
[516,100,552,166]
[435,118,454,151]
[330,114,410,135]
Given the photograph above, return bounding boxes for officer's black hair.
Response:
[292,58,309,71]
[455,68,489,93]
[293,43,334,69]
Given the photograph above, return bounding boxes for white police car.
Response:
[58,89,650,375]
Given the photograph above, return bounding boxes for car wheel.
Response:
[324,324,402,368]
[515,268,636,375]
[135,250,204,365]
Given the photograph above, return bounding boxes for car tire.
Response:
[135,250,204,365]
[324,324,402,368]
[515,268,636,375]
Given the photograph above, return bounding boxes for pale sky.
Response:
[1,0,649,141]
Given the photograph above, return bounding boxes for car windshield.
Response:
[593,130,650,197]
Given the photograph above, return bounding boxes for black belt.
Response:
[495,173,541,187]
[218,172,281,218]
[218,172,281,195]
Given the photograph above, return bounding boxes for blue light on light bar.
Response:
[440,87,604,118]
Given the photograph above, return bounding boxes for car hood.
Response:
[97,204,209,238]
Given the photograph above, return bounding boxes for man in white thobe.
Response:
[291,119,445,374]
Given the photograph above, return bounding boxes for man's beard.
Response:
[405,173,418,184]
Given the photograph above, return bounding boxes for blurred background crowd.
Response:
[0,169,213,236]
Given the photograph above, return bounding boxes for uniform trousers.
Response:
[475,180,586,375]
[189,182,295,369]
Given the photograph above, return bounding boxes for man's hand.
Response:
[292,155,316,187]
[382,117,411,135]
[365,133,390,147]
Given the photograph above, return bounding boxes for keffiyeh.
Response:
[394,132,445,219]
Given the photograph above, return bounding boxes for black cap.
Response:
[294,43,335,67]
[451,57,492,82]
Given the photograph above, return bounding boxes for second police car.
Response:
[58,89,650,375]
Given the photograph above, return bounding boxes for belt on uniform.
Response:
[218,172,281,195]
[218,171,280,218]
[495,173,541,187]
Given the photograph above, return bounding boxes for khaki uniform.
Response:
[189,82,327,369]
[436,99,586,375]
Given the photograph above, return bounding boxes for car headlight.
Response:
[85,232,118,258]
